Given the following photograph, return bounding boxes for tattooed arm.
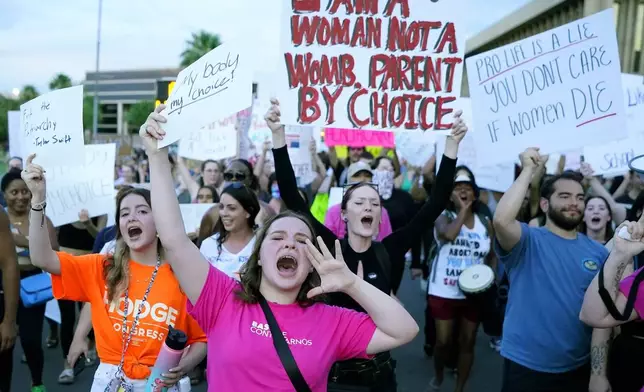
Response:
[580,248,638,328]
[589,327,612,392]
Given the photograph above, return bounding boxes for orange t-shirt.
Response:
[52,252,207,380]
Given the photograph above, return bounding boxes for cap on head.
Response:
[347,161,374,179]
[454,174,473,184]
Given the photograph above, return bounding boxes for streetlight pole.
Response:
[91,0,103,139]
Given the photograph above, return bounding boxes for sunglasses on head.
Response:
[224,172,247,182]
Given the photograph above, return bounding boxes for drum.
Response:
[458,264,503,336]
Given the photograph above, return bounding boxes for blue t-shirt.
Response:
[92,225,116,254]
[495,222,608,373]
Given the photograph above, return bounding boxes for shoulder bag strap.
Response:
[597,260,644,321]
[258,296,312,392]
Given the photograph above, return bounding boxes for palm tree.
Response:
[49,73,73,90]
[180,31,222,67]
[19,85,39,103]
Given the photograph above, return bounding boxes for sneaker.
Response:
[489,338,501,352]
[57,368,75,385]
[86,348,98,367]
[31,385,46,392]
[426,377,441,391]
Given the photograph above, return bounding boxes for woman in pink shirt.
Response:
[141,106,419,391]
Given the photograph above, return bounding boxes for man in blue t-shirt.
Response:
[493,148,610,392]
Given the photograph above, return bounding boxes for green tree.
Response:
[19,85,39,103]
[126,101,154,132]
[0,95,21,143]
[49,73,73,90]
[180,31,222,67]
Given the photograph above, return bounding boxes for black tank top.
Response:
[57,219,98,251]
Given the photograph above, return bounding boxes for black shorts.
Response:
[501,359,590,392]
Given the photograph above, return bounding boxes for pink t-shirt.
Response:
[188,265,377,391]
[323,203,392,241]
[619,266,644,318]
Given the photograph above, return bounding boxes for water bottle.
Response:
[145,327,188,392]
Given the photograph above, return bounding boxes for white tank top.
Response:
[428,212,491,300]
[199,233,255,280]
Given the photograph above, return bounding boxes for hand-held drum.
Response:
[458,264,503,336]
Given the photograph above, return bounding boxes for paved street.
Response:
[11,273,503,391]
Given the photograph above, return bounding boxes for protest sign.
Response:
[179,203,215,233]
[286,125,316,185]
[436,132,514,193]
[248,100,273,149]
[8,111,21,158]
[277,0,466,132]
[45,144,116,227]
[466,9,626,165]
[622,73,644,138]
[328,187,343,208]
[325,128,395,147]
[395,131,435,167]
[583,136,644,177]
[158,42,254,148]
[20,85,84,167]
[179,122,237,161]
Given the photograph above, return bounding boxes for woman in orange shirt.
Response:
[18,165,207,392]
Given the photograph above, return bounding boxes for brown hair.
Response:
[103,186,162,303]
[235,211,323,306]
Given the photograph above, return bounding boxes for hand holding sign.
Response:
[580,162,595,179]
[140,105,167,154]
[21,154,47,204]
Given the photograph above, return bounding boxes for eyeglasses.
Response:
[223,172,247,182]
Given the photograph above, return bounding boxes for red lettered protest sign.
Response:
[277,0,465,132]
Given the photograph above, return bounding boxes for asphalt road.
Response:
[10,273,503,391]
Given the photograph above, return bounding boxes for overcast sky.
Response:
[0,0,531,94]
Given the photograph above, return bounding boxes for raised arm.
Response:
[382,117,466,258]
[142,106,209,304]
[0,208,19,351]
[307,239,418,354]
[176,156,200,200]
[22,154,61,274]
[580,162,627,225]
[494,148,544,252]
[265,99,337,247]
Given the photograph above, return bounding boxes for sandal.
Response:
[57,368,75,385]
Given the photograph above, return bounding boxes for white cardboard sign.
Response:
[8,111,21,159]
[583,136,644,177]
[277,0,466,132]
[179,203,216,233]
[178,122,238,161]
[20,85,84,168]
[622,73,644,138]
[466,9,626,165]
[45,144,116,227]
[159,42,254,148]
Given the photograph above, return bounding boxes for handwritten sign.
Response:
[395,131,435,167]
[179,203,215,233]
[248,100,273,150]
[8,111,21,158]
[324,128,394,147]
[583,137,644,177]
[622,73,644,138]
[277,0,465,131]
[436,134,515,193]
[158,42,254,148]
[45,144,116,227]
[20,85,84,167]
[466,9,626,165]
[178,122,237,161]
